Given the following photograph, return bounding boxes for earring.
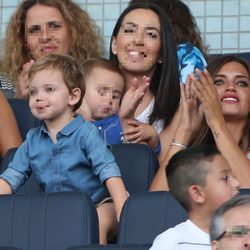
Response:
[113,51,117,55]
[158,60,162,64]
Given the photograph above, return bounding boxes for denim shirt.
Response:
[177,42,207,84]
[92,113,122,145]
[0,115,121,204]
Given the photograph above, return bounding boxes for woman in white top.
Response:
[110,2,180,157]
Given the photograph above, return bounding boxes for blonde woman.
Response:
[0,0,103,98]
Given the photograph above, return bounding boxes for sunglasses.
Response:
[216,225,250,241]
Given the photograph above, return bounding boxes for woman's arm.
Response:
[150,81,203,191]
[0,91,22,157]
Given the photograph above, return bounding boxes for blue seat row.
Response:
[0,191,187,250]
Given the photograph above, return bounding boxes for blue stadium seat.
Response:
[117,191,188,245]
[0,192,99,250]
[8,98,41,140]
[67,244,151,250]
[110,144,159,194]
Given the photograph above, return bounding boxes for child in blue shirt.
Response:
[77,58,161,154]
[0,54,128,244]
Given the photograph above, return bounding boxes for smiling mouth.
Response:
[41,46,57,53]
[129,51,147,58]
[221,97,239,103]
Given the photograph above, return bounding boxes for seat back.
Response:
[110,144,159,194]
[8,98,41,140]
[0,248,22,250]
[239,189,250,195]
[117,191,188,245]
[67,244,151,250]
[0,192,99,250]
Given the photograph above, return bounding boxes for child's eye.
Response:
[29,89,37,96]
[112,94,121,100]
[98,89,105,96]
[45,87,55,93]
[221,175,231,182]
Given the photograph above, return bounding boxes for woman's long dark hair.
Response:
[190,55,250,152]
[109,2,180,128]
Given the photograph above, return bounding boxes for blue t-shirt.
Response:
[92,113,122,145]
[92,113,161,155]
[177,42,207,83]
[0,115,121,204]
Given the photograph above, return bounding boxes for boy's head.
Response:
[210,195,250,250]
[82,58,125,120]
[166,145,239,213]
[28,54,85,112]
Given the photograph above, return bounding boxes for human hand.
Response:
[177,76,203,136]
[123,119,158,148]
[191,68,225,130]
[119,76,150,119]
[16,60,35,99]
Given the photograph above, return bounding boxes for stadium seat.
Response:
[0,192,99,250]
[110,144,159,194]
[8,98,41,140]
[67,244,151,250]
[117,191,188,245]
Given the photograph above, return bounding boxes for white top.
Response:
[136,98,164,134]
[149,219,211,250]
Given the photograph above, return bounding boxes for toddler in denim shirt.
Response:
[0,54,128,244]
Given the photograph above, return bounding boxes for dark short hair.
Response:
[166,145,220,211]
[83,57,125,85]
[28,53,85,111]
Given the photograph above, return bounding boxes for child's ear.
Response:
[188,185,205,204]
[211,240,219,250]
[69,88,81,107]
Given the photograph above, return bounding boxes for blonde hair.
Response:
[1,0,103,84]
[28,54,85,111]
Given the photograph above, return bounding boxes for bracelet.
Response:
[170,140,187,150]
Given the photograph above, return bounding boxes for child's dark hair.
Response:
[28,54,85,111]
[83,57,125,84]
[166,145,220,211]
